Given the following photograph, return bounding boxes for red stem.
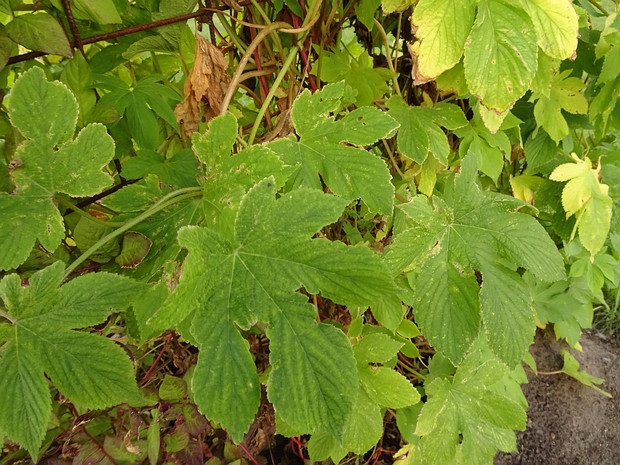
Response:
[238,443,261,465]
[139,333,173,385]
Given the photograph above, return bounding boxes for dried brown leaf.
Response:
[175,34,229,138]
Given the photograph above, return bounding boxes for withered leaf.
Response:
[175,34,228,138]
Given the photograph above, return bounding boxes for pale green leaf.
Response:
[532,70,588,142]
[5,12,72,57]
[381,0,414,14]
[579,192,613,256]
[519,0,579,60]
[387,96,465,165]
[410,0,477,83]
[319,52,393,106]
[415,343,526,464]
[0,263,145,458]
[8,67,77,147]
[561,350,611,397]
[192,112,238,167]
[464,0,538,112]
[1,69,116,271]
[359,366,420,408]
[550,155,612,255]
[387,156,565,363]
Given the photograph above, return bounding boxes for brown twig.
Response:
[60,0,85,58]
[74,178,142,210]
[7,1,265,65]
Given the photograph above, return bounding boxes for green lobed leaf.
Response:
[0,263,146,459]
[387,156,565,364]
[464,0,538,113]
[532,69,588,142]
[410,0,477,83]
[1,68,116,271]
[151,179,396,439]
[319,51,393,106]
[271,85,396,214]
[414,340,527,464]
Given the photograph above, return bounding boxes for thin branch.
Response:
[7,2,263,65]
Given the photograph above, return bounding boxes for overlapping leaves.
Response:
[410,0,578,123]
[0,68,115,271]
[386,156,565,366]
[149,178,397,441]
[0,262,145,459]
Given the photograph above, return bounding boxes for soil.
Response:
[495,329,620,465]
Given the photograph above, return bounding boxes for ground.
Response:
[495,329,620,465]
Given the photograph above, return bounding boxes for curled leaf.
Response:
[175,34,228,138]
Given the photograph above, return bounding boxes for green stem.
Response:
[373,19,402,97]
[398,362,426,381]
[248,46,299,144]
[55,195,126,228]
[63,187,203,279]
[587,0,610,15]
[221,21,293,115]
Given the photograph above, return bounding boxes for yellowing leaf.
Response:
[410,0,477,83]
[550,154,612,255]
[464,0,538,113]
[520,0,579,60]
[510,174,545,204]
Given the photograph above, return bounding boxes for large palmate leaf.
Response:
[386,156,565,365]
[0,262,146,459]
[0,68,115,271]
[415,339,527,464]
[150,179,396,441]
[268,82,398,215]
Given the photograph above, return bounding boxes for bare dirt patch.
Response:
[495,330,620,465]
